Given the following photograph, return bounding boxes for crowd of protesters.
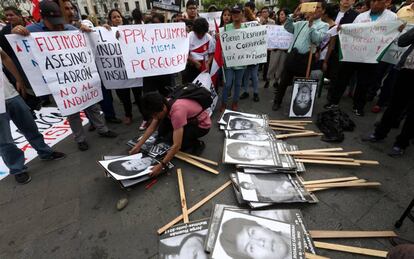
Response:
[0,0,413,187]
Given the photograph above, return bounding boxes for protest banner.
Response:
[0,57,5,114]
[338,20,402,63]
[151,0,181,12]
[118,23,189,78]
[220,25,267,67]
[381,24,414,65]
[88,27,143,89]
[5,34,51,96]
[192,72,218,115]
[30,31,103,116]
[0,107,89,181]
[199,12,222,33]
[266,25,294,49]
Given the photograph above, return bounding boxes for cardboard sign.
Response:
[5,34,51,96]
[301,2,318,13]
[88,27,143,89]
[339,20,402,63]
[220,25,267,67]
[30,31,103,116]
[267,25,294,49]
[192,72,218,115]
[118,23,189,78]
[0,107,89,181]
[199,12,222,33]
[381,24,414,65]
[289,78,318,118]
[151,0,181,12]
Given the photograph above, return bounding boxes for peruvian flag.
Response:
[32,0,41,22]
[210,19,224,88]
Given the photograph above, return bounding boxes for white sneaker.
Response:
[139,121,148,131]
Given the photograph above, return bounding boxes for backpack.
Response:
[167,83,213,111]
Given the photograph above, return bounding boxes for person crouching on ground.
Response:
[129,92,211,177]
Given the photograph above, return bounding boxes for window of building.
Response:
[93,5,98,14]
[103,4,108,13]
[114,3,119,9]
[124,2,130,12]
[84,6,89,15]
[135,1,140,8]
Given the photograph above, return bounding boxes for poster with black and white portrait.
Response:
[98,153,172,181]
[289,78,318,118]
[226,115,267,131]
[218,109,263,126]
[212,210,305,259]
[225,128,275,142]
[159,219,209,259]
[237,172,313,204]
[223,139,274,166]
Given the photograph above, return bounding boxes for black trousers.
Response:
[375,69,414,149]
[182,63,200,84]
[158,118,210,150]
[274,51,309,105]
[328,62,376,111]
[115,87,143,118]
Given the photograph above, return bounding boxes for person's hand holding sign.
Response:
[149,164,163,178]
[11,25,30,36]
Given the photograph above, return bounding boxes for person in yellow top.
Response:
[397,3,414,24]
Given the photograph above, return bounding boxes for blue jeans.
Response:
[242,64,259,94]
[222,68,245,104]
[0,96,53,175]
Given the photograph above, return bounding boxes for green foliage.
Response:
[277,0,300,12]
[201,0,242,10]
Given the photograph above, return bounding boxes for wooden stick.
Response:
[269,120,313,124]
[295,156,356,162]
[174,153,219,175]
[284,152,359,157]
[295,159,361,166]
[157,181,232,235]
[306,45,314,78]
[271,127,308,132]
[269,122,306,129]
[305,182,380,189]
[354,160,380,165]
[177,151,219,166]
[310,230,397,239]
[305,252,330,259]
[307,180,367,191]
[303,177,359,185]
[176,169,189,223]
[292,148,344,153]
[276,132,323,139]
[314,241,388,258]
[347,151,363,155]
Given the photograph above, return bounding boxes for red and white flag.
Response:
[210,19,224,88]
[31,0,41,22]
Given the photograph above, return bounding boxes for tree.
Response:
[201,0,242,10]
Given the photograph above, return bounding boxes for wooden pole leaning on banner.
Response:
[303,176,359,185]
[310,230,397,239]
[306,45,315,78]
[314,241,388,258]
[176,169,189,223]
[157,181,232,235]
[307,179,367,192]
[305,252,330,259]
[174,153,219,175]
[177,151,219,166]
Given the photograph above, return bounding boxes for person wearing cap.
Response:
[220,4,247,112]
[11,0,118,151]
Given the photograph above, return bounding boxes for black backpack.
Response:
[168,83,213,110]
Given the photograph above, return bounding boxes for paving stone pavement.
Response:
[0,79,413,259]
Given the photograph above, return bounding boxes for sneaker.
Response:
[361,133,382,143]
[78,141,89,151]
[99,130,118,138]
[239,92,249,100]
[123,117,132,125]
[253,93,260,102]
[264,81,269,88]
[40,151,66,161]
[388,146,404,157]
[324,103,339,109]
[139,121,149,131]
[371,105,381,113]
[353,109,364,116]
[272,102,281,111]
[105,117,122,124]
[15,172,31,184]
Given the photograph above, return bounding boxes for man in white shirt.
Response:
[0,48,66,184]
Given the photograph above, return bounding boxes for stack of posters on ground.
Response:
[159,219,209,259]
[126,132,171,158]
[230,172,318,208]
[210,209,306,259]
[98,153,174,188]
[205,204,316,256]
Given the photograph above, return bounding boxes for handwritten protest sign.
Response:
[118,23,189,78]
[339,20,402,63]
[381,24,414,65]
[199,12,221,33]
[267,25,294,49]
[151,0,181,12]
[5,34,51,96]
[220,25,267,67]
[0,58,5,114]
[192,72,218,116]
[88,27,142,89]
[0,107,88,180]
[30,31,102,116]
